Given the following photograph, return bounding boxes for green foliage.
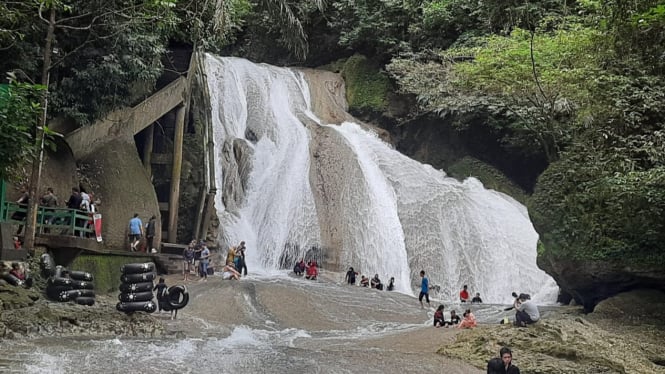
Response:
[447,157,528,204]
[341,55,391,113]
[0,78,44,180]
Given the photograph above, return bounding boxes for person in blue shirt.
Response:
[199,245,210,281]
[419,270,430,309]
[128,213,143,251]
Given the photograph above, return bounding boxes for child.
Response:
[433,305,445,327]
[446,310,461,326]
[153,277,169,312]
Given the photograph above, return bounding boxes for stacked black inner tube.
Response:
[117,262,157,314]
[45,264,96,306]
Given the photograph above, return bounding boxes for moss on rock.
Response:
[438,301,665,373]
[71,254,153,293]
[448,157,528,204]
[341,55,391,113]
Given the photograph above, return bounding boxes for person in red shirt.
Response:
[459,284,470,303]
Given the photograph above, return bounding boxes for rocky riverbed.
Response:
[2,273,665,374]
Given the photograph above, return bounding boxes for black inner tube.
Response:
[167,285,189,310]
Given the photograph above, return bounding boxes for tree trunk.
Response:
[24,6,55,251]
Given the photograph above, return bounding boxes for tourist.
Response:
[345,267,357,285]
[487,347,520,374]
[360,275,369,287]
[153,277,169,312]
[514,293,540,327]
[419,270,430,309]
[236,241,247,276]
[472,292,483,303]
[199,243,210,281]
[387,277,395,291]
[183,242,195,281]
[226,244,237,268]
[305,260,318,280]
[433,304,445,327]
[293,259,306,276]
[446,310,461,326]
[13,236,22,249]
[145,215,157,252]
[222,262,241,280]
[457,308,477,329]
[370,274,383,290]
[13,186,29,235]
[9,262,32,288]
[127,213,143,251]
[460,285,470,303]
[40,187,58,231]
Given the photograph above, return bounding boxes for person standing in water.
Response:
[419,270,430,309]
[459,284,470,303]
[345,267,357,285]
[236,241,247,276]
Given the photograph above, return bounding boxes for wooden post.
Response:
[168,105,186,243]
[192,185,206,240]
[142,123,154,178]
[200,188,217,242]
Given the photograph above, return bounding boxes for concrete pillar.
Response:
[168,105,186,243]
[142,123,154,178]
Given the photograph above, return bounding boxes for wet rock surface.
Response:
[438,290,665,374]
[0,293,163,339]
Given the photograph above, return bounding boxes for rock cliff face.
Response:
[78,138,161,250]
[538,252,665,312]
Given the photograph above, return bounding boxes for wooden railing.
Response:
[1,202,95,236]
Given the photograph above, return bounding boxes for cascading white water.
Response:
[206,54,557,303]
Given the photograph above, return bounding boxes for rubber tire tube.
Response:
[116,301,157,313]
[118,291,154,302]
[40,253,56,276]
[119,281,154,293]
[58,289,83,302]
[120,262,156,275]
[74,297,95,306]
[69,271,94,282]
[167,285,189,310]
[70,279,95,290]
[48,276,73,287]
[54,265,68,278]
[46,284,73,300]
[120,272,156,283]
[2,273,23,287]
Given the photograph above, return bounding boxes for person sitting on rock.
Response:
[370,274,383,290]
[293,259,306,276]
[471,292,483,303]
[360,275,369,287]
[433,304,445,327]
[514,293,540,327]
[446,310,461,326]
[222,262,241,280]
[305,260,318,280]
[387,277,395,291]
[9,262,32,288]
[457,309,477,329]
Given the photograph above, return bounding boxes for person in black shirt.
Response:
[145,215,157,252]
[487,347,520,374]
[345,267,357,285]
[153,277,169,313]
[472,292,483,303]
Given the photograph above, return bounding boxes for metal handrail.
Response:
[1,202,96,236]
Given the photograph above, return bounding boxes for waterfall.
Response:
[205,54,557,303]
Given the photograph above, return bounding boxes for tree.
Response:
[0,77,44,181]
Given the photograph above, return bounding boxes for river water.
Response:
[0,272,531,373]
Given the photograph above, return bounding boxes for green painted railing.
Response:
[1,202,95,236]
